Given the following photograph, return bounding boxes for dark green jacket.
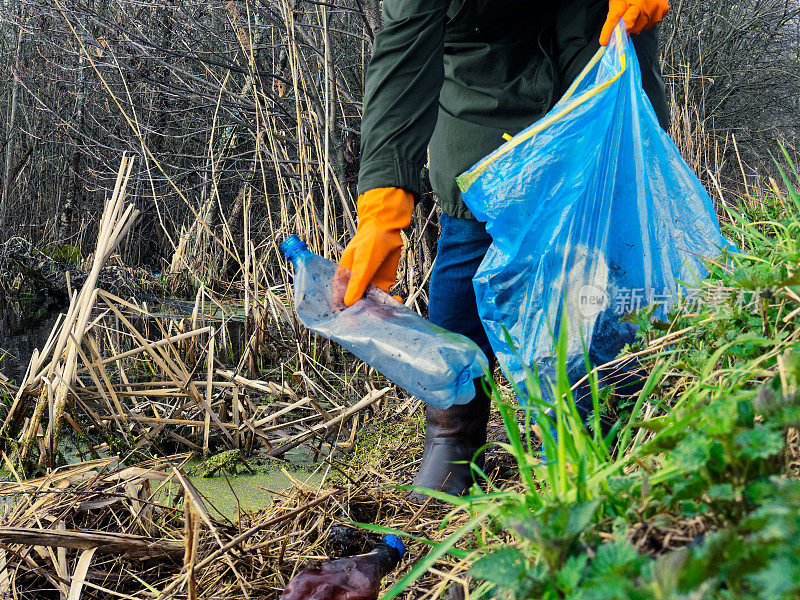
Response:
[358,0,669,219]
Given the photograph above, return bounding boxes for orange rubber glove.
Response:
[599,0,668,46]
[339,187,414,307]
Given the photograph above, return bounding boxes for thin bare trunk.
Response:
[2,9,25,228]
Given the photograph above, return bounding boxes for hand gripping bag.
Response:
[455,23,733,402]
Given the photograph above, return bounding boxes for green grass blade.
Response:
[380,505,498,600]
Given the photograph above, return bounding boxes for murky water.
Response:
[0,299,329,520]
[188,464,327,521]
[0,309,61,382]
[185,446,329,520]
[1,453,329,521]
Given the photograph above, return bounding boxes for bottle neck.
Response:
[280,235,310,264]
[366,543,401,576]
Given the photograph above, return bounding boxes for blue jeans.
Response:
[428,216,642,434]
[429,214,494,364]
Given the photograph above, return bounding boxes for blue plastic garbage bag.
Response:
[455,23,734,402]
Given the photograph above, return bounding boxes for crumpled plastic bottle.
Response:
[280,535,406,600]
[280,236,488,409]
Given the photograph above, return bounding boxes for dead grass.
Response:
[0,407,518,600]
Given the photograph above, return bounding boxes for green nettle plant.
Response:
[368,153,800,600]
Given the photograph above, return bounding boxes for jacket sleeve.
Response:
[357,0,448,198]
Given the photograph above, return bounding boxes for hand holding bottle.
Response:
[281,536,405,600]
[281,236,488,409]
[338,187,415,306]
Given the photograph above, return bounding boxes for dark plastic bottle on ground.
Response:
[280,236,488,409]
[280,535,406,600]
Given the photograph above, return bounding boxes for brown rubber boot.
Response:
[410,380,490,500]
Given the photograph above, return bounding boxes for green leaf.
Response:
[744,478,780,506]
[566,499,601,538]
[471,546,528,589]
[605,475,639,497]
[734,425,784,460]
[509,500,600,549]
[588,537,642,579]
[556,553,589,592]
[671,433,712,471]
[706,483,736,501]
[747,555,800,600]
[778,271,800,287]
[633,416,671,432]
[578,537,647,600]
[651,548,688,597]
[736,398,756,427]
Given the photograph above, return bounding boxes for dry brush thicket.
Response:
[0,0,795,294]
[0,157,426,597]
[661,0,800,191]
[0,2,797,598]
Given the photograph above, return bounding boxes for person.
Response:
[339,0,670,496]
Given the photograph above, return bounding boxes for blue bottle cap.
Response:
[280,235,308,262]
[383,534,406,559]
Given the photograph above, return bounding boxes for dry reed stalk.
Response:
[203,329,215,457]
[183,492,199,600]
[65,547,96,600]
[266,387,390,458]
[0,421,498,600]
[9,278,384,461]
[0,528,184,560]
[10,157,140,469]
